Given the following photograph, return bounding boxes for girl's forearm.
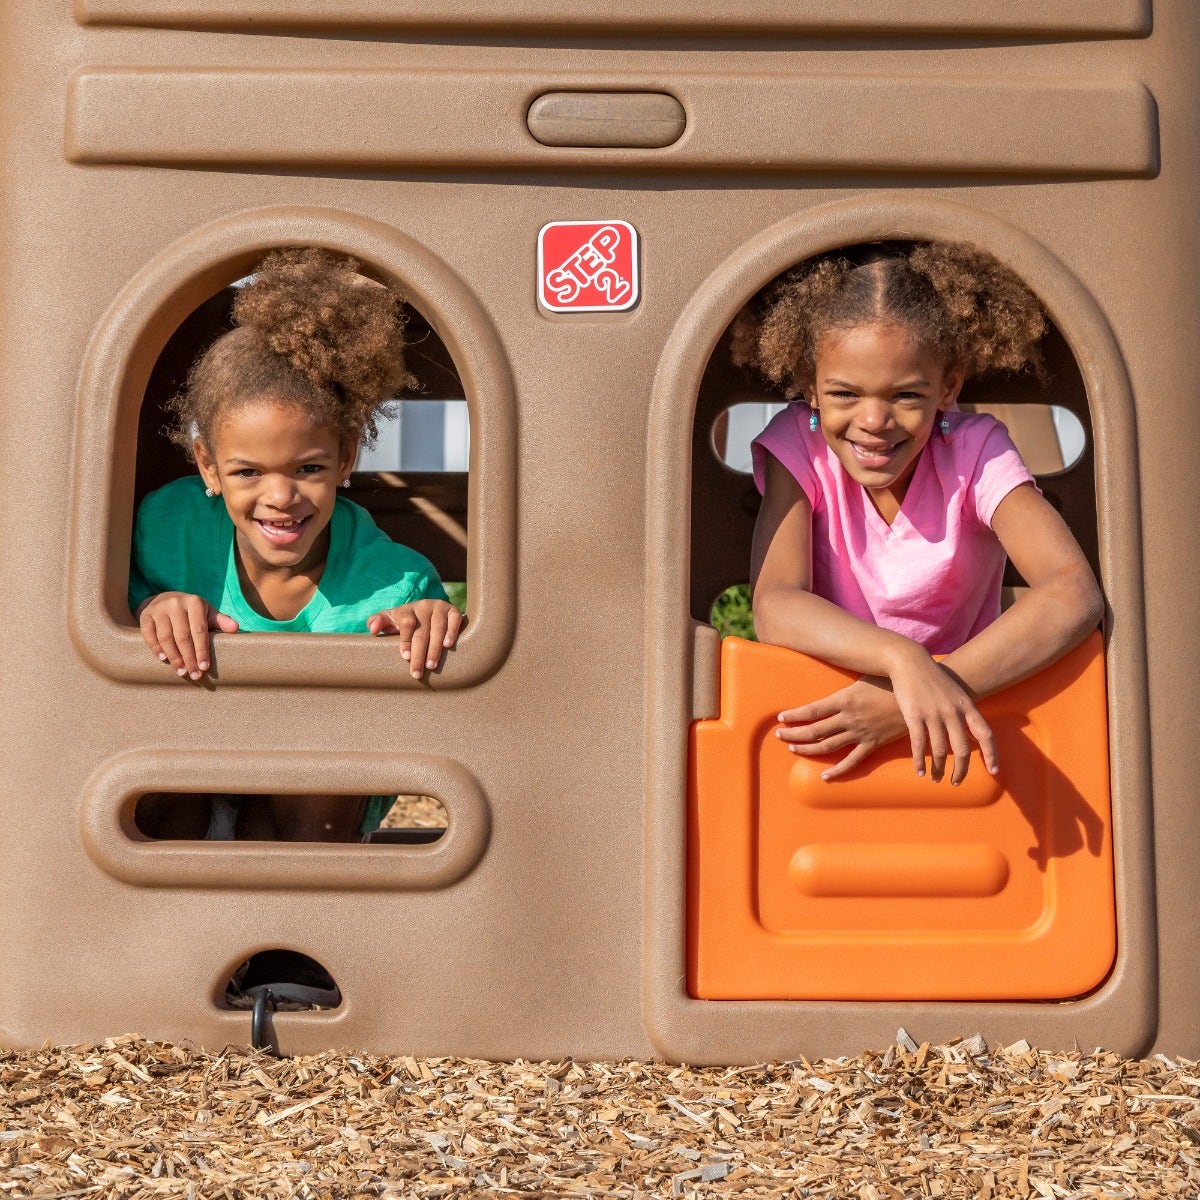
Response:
[940,566,1104,698]
[755,565,1102,703]
[753,585,928,680]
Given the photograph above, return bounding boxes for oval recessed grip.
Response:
[527,92,685,148]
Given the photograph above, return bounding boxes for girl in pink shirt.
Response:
[739,241,1103,786]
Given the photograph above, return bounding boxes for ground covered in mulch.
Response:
[3,1035,1199,1198]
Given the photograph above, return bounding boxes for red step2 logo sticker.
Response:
[538,220,640,312]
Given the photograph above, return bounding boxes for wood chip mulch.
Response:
[3,1033,1199,1198]
[380,795,447,829]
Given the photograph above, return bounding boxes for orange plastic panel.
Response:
[688,632,1115,1001]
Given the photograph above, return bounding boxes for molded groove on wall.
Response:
[64,69,1158,177]
[73,0,1151,37]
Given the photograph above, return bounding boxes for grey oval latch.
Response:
[527,92,686,149]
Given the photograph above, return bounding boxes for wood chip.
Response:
[2,1037,1198,1197]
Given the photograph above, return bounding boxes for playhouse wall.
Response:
[0,1,1196,1059]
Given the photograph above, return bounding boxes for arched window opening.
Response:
[692,281,1097,634]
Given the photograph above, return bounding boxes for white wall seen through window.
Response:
[356,400,471,473]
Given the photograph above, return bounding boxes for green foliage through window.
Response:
[445,581,467,613]
[710,584,756,641]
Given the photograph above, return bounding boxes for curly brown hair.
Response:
[167,246,417,457]
[729,240,1047,398]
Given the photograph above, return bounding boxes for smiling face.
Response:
[193,398,356,586]
[809,323,963,520]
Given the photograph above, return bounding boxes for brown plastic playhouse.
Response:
[0,0,1195,1061]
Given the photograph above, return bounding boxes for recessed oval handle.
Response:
[527,91,685,148]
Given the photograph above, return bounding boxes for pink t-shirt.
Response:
[751,408,1036,654]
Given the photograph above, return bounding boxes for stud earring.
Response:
[341,478,351,488]
[204,486,215,498]
[939,416,951,434]
[809,411,819,432]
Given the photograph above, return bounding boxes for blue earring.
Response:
[809,411,819,432]
[939,416,951,434]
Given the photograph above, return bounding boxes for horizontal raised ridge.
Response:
[74,0,1151,37]
[788,842,1011,899]
[65,69,1158,177]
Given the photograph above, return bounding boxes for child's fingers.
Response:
[366,611,395,637]
[407,621,431,679]
[210,610,240,634]
[965,707,999,776]
[778,696,841,725]
[138,594,225,678]
[786,731,856,756]
[367,604,461,677]
[182,597,214,675]
[138,609,168,662]
[927,723,950,784]
[171,604,205,679]
[820,742,875,781]
[423,607,451,671]
[443,604,465,648]
[188,624,210,676]
[905,718,928,778]
[776,716,844,745]
[947,717,976,786]
[151,611,186,674]
[368,608,411,639]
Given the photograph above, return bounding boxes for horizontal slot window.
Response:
[81,748,490,891]
[960,402,1087,476]
[133,791,448,843]
[715,402,1086,477]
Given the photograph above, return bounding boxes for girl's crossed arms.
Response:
[740,243,1103,785]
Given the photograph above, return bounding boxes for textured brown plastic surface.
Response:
[2,1,1195,1061]
[66,70,1156,176]
[74,0,1151,37]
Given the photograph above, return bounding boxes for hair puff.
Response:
[731,240,1047,396]
[167,246,417,457]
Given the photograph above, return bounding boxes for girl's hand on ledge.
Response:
[367,599,465,679]
[887,646,998,785]
[136,592,239,680]
[779,650,1000,786]
[777,675,908,780]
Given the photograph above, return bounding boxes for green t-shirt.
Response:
[128,475,449,834]
[129,475,447,630]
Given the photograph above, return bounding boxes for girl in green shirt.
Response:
[130,247,463,841]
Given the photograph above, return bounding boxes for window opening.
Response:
[710,583,755,641]
[959,402,1086,476]
[135,279,471,606]
[713,401,1086,478]
[367,793,450,845]
[686,246,1114,1007]
[133,791,448,844]
[711,401,786,474]
[221,950,341,1012]
[692,303,1098,627]
[356,399,470,473]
